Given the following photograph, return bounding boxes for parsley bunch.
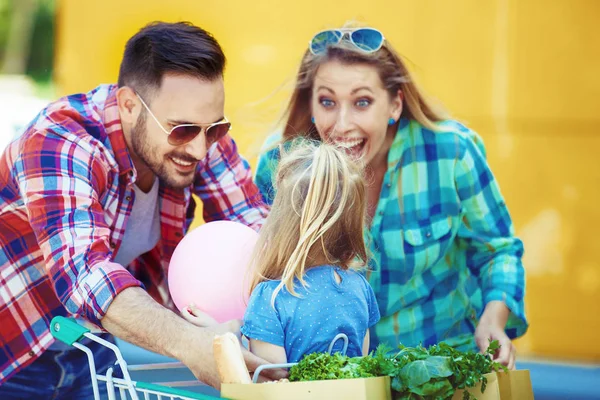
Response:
[288,340,507,400]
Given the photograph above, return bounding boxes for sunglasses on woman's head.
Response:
[309,28,385,55]
[136,93,231,147]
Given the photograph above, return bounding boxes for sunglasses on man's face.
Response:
[309,27,385,55]
[136,94,231,147]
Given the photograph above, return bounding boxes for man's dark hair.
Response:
[117,21,226,96]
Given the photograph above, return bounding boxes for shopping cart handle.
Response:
[251,333,350,383]
[50,316,90,345]
[252,362,297,383]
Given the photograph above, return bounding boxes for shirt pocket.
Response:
[402,214,454,275]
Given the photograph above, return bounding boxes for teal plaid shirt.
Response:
[254,118,528,352]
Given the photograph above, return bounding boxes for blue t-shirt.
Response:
[241,265,380,363]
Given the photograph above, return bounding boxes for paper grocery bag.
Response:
[452,372,501,400]
[497,370,534,400]
[452,370,534,400]
[221,376,391,400]
[223,371,532,400]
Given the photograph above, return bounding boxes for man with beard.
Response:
[0,21,282,398]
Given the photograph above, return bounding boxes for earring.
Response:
[388,118,396,126]
[311,116,315,124]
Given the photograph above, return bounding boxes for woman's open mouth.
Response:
[336,138,367,159]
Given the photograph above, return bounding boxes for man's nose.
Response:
[183,130,208,160]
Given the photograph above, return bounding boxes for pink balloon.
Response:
[168,221,259,323]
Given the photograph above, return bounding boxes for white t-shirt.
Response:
[113,178,161,267]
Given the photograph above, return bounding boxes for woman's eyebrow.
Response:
[315,86,335,94]
[351,87,374,95]
[315,86,374,95]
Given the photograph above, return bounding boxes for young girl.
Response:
[240,139,380,364]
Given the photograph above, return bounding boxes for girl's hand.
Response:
[182,303,242,338]
[475,300,516,369]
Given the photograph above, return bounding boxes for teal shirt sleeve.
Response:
[454,129,528,339]
[254,132,282,205]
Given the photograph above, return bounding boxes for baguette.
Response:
[213,333,252,384]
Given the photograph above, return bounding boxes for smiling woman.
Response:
[254,22,528,370]
[310,60,402,166]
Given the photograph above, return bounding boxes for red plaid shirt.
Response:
[0,84,268,383]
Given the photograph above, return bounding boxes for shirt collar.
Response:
[387,117,412,169]
[101,84,137,184]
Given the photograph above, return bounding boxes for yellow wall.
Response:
[55,0,600,361]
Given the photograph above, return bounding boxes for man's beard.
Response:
[130,113,196,190]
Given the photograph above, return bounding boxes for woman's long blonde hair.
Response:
[249,139,368,303]
[282,22,449,140]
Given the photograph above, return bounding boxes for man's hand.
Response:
[182,338,289,388]
[183,303,288,383]
[101,288,225,388]
[101,290,287,389]
[475,300,516,369]
[242,347,288,383]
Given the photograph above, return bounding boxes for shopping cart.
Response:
[50,316,221,400]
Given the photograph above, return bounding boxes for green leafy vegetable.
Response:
[288,339,508,400]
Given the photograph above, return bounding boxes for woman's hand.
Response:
[475,300,516,369]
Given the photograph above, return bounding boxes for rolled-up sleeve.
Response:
[454,131,528,339]
[19,129,141,326]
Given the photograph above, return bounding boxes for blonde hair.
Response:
[249,139,368,304]
[281,22,449,140]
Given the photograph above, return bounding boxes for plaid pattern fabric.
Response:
[0,84,268,383]
[254,118,527,353]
